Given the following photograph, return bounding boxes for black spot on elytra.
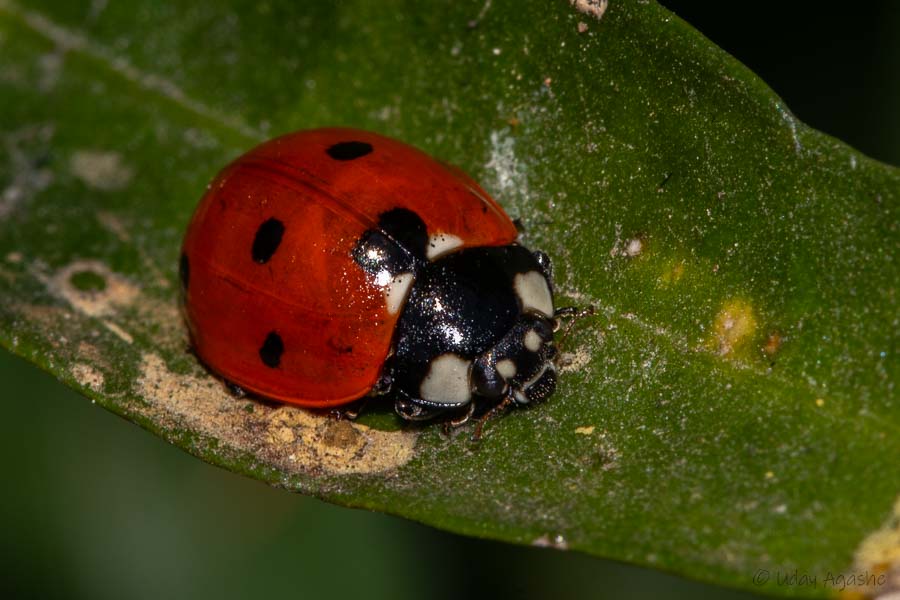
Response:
[352,208,428,277]
[252,218,285,264]
[378,208,427,258]
[179,253,190,292]
[259,331,284,368]
[326,141,373,161]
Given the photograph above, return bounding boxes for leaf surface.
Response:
[1,1,897,596]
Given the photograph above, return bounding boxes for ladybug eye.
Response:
[326,141,373,161]
[252,218,285,264]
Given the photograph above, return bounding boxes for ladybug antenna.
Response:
[552,305,597,350]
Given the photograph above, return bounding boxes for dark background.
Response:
[3,3,898,599]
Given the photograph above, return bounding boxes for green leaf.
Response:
[1,0,897,597]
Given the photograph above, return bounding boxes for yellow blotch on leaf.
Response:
[708,298,757,357]
[659,259,686,286]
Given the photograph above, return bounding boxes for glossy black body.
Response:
[353,208,557,421]
[390,246,551,403]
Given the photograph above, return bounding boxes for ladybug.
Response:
[180,128,560,424]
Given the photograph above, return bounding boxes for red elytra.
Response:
[180,128,518,407]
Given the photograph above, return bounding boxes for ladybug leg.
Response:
[441,401,476,435]
[329,397,369,421]
[472,394,515,442]
[394,391,456,422]
[224,380,247,398]
[371,370,393,395]
[449,401,476,426]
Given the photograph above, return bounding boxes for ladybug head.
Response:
[470,314,558,405]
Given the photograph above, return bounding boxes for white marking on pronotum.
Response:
[523,329,542,352]
[419,353,472,405]
[383,272,414,315]
[496,359,517,379]
[426,233,463,260]
[514,271,554,317]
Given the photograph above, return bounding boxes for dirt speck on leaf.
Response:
[851,495,900,597]
[532,533,569,550]
[136,353,417,476]
[70,150,134,191]
[486,129,529,209]
[763,331,783,356]
[570,0,608,21]
[624,237,643,257]
[71,362,104,392]
[558,344,592,373]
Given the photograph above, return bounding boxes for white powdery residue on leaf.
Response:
[71,362,104,392]
[773,101,803,156]
[851,495,900,598]
[485,129,529,213]
[37,50,64,91]
[5,1,263,140]
[46,259,139,318]
[70,150,134,191]
[135,353,418,477]
[1,124,55,219]
[558,344,593,373]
